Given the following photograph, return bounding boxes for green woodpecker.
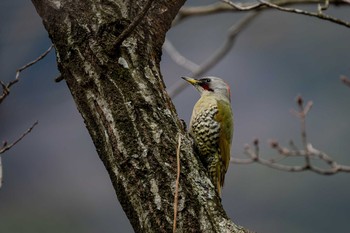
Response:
[182,76,233,196]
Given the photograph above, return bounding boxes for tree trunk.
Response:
[31,0,250,232]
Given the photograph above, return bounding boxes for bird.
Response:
[182,76,233,196]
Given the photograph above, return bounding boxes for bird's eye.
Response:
[200,78,211,83]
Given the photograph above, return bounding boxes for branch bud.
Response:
[296,95,303,107]
[269,140,279,148]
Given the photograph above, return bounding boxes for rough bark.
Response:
[31,0,251,232]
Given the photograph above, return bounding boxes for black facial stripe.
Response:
[199,78,211,83]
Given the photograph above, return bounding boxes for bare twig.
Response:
[169,0,349,99]
[163,40,199,72]
[295,95,313,167]
[233,140,350,175]
[173,134,182,233]
[168,12,259,98]
[223,0,350,28]
[340,75,350,88]
[176,0,347,23]
[0,45,53,104]
[0,45,50,188]
[0,121,38,189]
[115,0,154,46]
[258,0,350,28]
[0,121,38,154]
[231,95,350,175]
[174,2,234,24]
[222,0,262,10]
[193,11,259,77]
[222,0,350,28]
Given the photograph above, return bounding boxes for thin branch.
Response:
[0,121,38,188]
[193,11,259,77]
[0,45,51,188]
[222,0,350,28]
[221,0,262,10]
[176,0,348,23]
[234,140,350,175]
[258,0,350,28]
[179,0,350,17]
[0,121,39,154]
[168,12,259,98]
[231,95,350,175]
[173,134,182,233]
[0,45,53,104]
[175,0,291,23]
[115,0,154,46]
[174,2,233,24]
[295,95,313,167]
[163,39,199,72]
[169,1,349,98]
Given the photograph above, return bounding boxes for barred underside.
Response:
[190,106,224,190]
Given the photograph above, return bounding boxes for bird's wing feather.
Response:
[214,99,233,186]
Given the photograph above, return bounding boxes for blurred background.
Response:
[0,0,349,232]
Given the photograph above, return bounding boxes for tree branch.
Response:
[175,0,350,28]
[0,121,38,189]
[0,45,53,104]
[163,39,200,72]
[173,134,181,233]
[258,0,350,28]
[169,0,350,98]
[232,95,350,175]
[114,0,155,46]
[167,12,259,98]
[176,0,348,21]
[0,121,38,155]
[0,45,51,188]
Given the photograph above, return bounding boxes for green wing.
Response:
[214,99,233,188]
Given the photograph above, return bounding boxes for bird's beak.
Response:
[182,76,199,85]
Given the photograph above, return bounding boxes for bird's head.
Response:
[182,76,231,101]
